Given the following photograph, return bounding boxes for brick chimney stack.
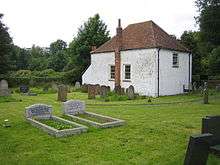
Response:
[114,19,122,94]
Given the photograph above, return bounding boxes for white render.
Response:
[82,48,191,97]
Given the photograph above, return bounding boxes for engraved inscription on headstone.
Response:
[63,100,85,115]
[25,104,52,118]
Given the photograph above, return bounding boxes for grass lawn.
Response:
[0,91,220,164]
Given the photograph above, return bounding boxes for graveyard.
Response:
[0,85,220,164]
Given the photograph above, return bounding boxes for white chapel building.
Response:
[82,19,192,97]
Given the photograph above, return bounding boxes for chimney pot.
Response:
[91,46,96,51]
[118,19,121,27]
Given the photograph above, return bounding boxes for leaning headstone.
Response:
[0,80,10,96]
[20,85,29,93]
[126,85,135,100]
[25,104,52,119]
[63,100,85,115]
[74,82,81,89]
[100,85,108,98]
[88,84,96,99]
[184,133,212,165]
[57,85,68,102]
[203,82,208,104]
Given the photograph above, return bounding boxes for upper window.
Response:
[110,65,115,79]
[172,53,179,68]
[124,65,131,79]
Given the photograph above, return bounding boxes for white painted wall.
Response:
[82,52,115,89]
[158,49,191,96]
[82,48,191,97]
[120,49,157,96]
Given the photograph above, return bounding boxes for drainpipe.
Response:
[157,48,161,97]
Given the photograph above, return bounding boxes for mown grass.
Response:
[0,91,220,164]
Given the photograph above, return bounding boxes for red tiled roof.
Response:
[92,20,188,54]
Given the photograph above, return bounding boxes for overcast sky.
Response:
[0,0,198,48]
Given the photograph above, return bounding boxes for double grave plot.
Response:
[26,104,87,137]
[62,100,125,128]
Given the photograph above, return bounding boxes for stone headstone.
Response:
[81,84,88,93]
[88,84,96,99]
[202,116,220,146]
[63,100,85,115]
[57,85,68,102]
[114,85,122,95]
[95,84,101,95]
[74,82,81,89]
[20,85,29,93]
[184,133,212,165]
[126,85,135,100]
[121,88,125,95]
[100,85,108,98]
[25,104,52,118]
[203,82,208,104]
[107,86,111,92]
[0,80,10,96]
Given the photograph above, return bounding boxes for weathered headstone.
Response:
[184,133,213,165]
[63,100,85,115]
[25,104,52,118]
[107,86,111,92]
[95,84,101,95]
[126,85,135,100]
[203,82,208,104]
[0,80,10,96]
[75,82,81,89]
[20,85,29,93]
[81,84,88,93]
[121,88,125,95]
[100,85,108,98]
[88,84,96,99]
[114,85,122,95]
[57,85,68,102]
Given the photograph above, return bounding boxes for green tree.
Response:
[181,31,202,74]
[67,14,110,74]
[49,39,67,55]
[195,0,220,45]
[0,13,13,74]
[208,46,220,75]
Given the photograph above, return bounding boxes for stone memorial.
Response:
[100,85,108,98]
[88,84,96,99]
[74,81,81,89]
[51,83,58,91]
[126,85,135,100]
[184,133,213,165]
[95,84,101,95]
[20,85,29,93]
[81,84,88,93]
[203,82,208,104]
[57,85,68,102]
[202,116,220,146]
[26,104,52,118]
[0,80,10,96]
[63,100,85,115]
[26,103,87,137]
[63,100,125,128]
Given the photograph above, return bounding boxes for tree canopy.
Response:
[0,14,13,74]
